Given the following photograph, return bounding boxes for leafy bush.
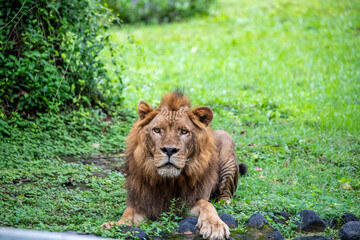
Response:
[0,0,124,115]
[105,0,215,23]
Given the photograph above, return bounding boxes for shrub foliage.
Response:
[0,0,123,115]
[105,0,215,23]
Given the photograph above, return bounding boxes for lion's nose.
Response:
[160,147,179,157]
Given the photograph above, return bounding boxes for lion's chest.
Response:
[130,180,201,219]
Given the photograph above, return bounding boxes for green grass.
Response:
[1,0,360,239]
[0,110,134,238]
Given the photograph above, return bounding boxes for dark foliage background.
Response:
[104,0,215,23]
[0,0,124,115]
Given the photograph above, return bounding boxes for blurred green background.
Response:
[108,0,360,134]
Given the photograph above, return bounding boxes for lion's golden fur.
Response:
[123,92,241,220]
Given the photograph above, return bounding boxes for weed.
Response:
[138,199,183,238]
[270,215,301,239]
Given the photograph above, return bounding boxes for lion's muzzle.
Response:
[160,147,179,157]
[156,154,183,178]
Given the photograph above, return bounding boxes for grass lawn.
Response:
[1,0,359,239]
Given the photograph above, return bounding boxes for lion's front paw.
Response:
[101,218,129,229]
[101,221,115,229]
[197,217,230,240]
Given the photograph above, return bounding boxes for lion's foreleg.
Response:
[190,199,230,240]
[101,206,145,229]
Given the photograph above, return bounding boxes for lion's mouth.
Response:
[158,162,180,169]
[157,162,181,178]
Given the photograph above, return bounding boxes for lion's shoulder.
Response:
[213,130,235,151]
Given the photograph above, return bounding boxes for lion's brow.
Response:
[160,109,186,124]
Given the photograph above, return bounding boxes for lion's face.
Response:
[132,93,214,179]
[147,108,196,178]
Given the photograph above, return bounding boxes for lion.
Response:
[102,91,247,240]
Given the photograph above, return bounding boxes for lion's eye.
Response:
[153,128,161,134]
[180,129,189,135]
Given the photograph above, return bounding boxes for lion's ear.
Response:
[191,106,213,127]
[138,101,154,119]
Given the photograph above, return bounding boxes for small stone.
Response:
[295,210,326,232]
[293,236,331,240]
[176,217,199,234]
[325,218,338,229]
[338,221,360,240]
[273,211,292,224]
[341,213,359,225]
[244,212,268,229]
[218,212,238,228]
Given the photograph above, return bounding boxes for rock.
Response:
[118,226,148,240]
[293,236,331,240]
[176,217,199,234]
[273,211,292,224]
[338,221,360,240]
[295,210,326,232]
[341,213,359,224]
[268,229,284,240]
[245,212,269,229]
[219,212,238,228]
[325,218,338,229]
[243,212,285,239]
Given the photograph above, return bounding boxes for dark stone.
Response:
[338,221,360,240]
[219,212,238,228]
[293,236,331,240]
[273,211,292,224]
[118,226,148,240]
[295,210,326,232]
[341,213,359,225]
[176,217,199,234]
[130,227,148,240]
[267,229,284,240]
[244,212,269,229]
[325,218,338,229]
[232,224,283,240]
[151,229,167,240]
